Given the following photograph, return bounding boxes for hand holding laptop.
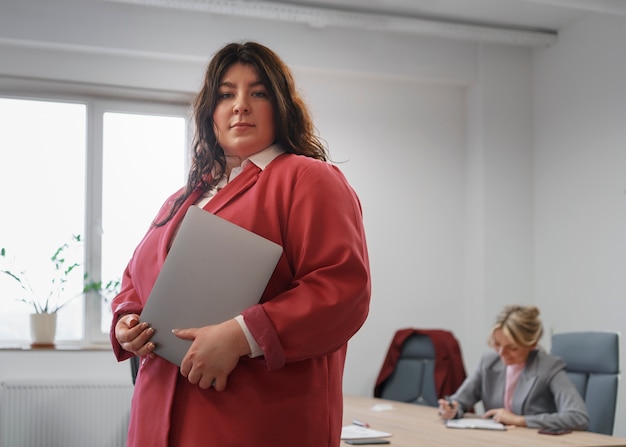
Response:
[171,317,251,390]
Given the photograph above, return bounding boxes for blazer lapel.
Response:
[203,162,261,214]
[512,350,539,414]
[158,162,261,260]
[485,358,507,408]
[159,187,205,259]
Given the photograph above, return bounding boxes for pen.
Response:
[352,419,370,428]
[445,395,454,408]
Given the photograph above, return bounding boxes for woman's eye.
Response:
[252,90,268,98]
[218,92,233,99]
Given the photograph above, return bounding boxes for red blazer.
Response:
[110,153,371,447]
[374,328,467,400]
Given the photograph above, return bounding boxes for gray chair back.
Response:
[130,356,140,384]
[378,333,438,407]
[550,331,620,435]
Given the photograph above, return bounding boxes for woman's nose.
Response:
[233,98,250,114]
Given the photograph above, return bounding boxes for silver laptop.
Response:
[140,205,283,366]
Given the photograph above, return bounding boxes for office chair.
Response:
[551,331,620,435]
[130,356,140,385]
[374,329,466,407]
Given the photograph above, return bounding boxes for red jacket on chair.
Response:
[374,328,467,399]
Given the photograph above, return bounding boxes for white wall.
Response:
[533,13,626,435]
[0,350,131,383]
[462,43,534,368]
[0,0,623,437]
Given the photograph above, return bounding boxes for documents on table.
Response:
[445,417,506,430]
[341,425,392,440]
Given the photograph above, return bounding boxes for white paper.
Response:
[370,403,394,412]
[445,418,506,430]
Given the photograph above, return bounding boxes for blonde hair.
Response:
[488,305,543,348]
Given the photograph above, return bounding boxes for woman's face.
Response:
[492,328,535,366]
[213,62,276,159]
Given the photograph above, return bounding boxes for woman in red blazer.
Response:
[110,41,371,447]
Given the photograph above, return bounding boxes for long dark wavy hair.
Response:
[155,41,328,226]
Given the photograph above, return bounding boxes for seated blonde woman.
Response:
[438,305,589,430]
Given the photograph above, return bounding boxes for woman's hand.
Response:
[174,318,251,391]
[437,398,458,419]
[115,313,155,357]
[483,408,526,426]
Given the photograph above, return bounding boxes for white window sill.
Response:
[0,342,112,352]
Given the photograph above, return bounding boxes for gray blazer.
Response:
[452,349,589,430]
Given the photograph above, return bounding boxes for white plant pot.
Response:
[30,313,57,347]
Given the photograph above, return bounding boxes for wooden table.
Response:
[342,395,626,447]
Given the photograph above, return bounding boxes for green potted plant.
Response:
[0,234,119,347]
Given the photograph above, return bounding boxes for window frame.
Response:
[0,77,193,347]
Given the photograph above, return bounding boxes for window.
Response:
[0,94,189,345]
[0,98,86,341]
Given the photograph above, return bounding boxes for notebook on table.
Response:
[341,425,392,440]
[445,418,506,430]
[140,205,283,366]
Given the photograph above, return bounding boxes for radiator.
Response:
[0,380,133,447]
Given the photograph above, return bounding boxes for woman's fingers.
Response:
[116,314,155,356]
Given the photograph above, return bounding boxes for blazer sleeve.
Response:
[243,161,371,370]
[524,365,590,430]
[451,354,488,417]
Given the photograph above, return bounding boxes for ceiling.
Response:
[106,0,626,47]
[262,0,626,31]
